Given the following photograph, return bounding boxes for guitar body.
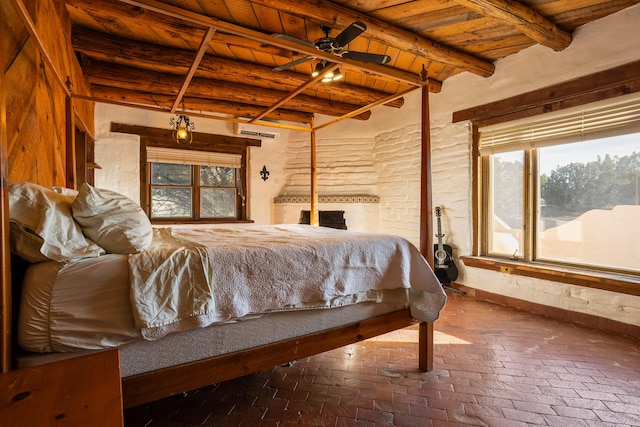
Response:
[433,243,459,285]
[433,206,459,285]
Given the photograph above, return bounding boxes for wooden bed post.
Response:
[419,65,435,372]
[0,0,11,373]
[419,66,434,262]
[310,118,319,226]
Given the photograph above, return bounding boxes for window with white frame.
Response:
[146,147,244,221]
[478,94,640,274]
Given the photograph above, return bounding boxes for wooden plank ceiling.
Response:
[63,0,639,127]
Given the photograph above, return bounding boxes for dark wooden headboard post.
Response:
[0,0,12,374]
[419,66,435,371]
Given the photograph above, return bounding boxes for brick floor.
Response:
[123,291,640,426]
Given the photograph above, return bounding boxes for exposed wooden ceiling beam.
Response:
[65,0,435,87]
[71,27,436,107]
[451,0,572,51]
[114,0,427,85]
[65,0,291,57]
[251,63,340,123]
[248,0,495,77]
[314,87,418,131]
[171,27,216,113]
[82,60,372,119]
[73,90,315,125]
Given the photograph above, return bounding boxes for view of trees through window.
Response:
[151,162,237,219]
[488,133,639,273]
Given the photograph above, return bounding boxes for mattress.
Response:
[17,299,408,377]
[18,224,446,355]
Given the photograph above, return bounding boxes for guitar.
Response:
[434,206,459,285]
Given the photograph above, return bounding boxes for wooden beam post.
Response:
[0,0,11,373]
[65,80,77,189]
[419,322,434,372]
[420,67,434,264]
[310,119,318,226]
[419,66,435,372]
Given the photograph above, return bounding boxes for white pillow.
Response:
[9,222,50,263]
[72,183,153,254]
[8,182,105,262]
[52,186,79,198]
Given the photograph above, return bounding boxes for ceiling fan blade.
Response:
[273,55,315,71]
[271,33,317,49]
[342,51,391,65]
[333,22,366,49]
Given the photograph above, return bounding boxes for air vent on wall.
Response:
[234,122,280,140]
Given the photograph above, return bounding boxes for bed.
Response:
[8,181,446,408]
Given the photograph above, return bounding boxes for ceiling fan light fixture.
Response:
[312,61,325,78]
[323,69,335,80]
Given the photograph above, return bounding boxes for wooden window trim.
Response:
[454,61,640,293]
[452,60,640,126]
[146,155,247,223]
[461,256,640,297]
[148,164,245,223]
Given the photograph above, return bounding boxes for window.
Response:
[146,147,245,221]
[479,94,640,274]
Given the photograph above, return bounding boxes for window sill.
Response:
[460,256,640,297]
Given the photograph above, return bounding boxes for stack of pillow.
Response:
[8,182,153,263]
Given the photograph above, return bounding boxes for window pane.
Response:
[151,188,192,218]
[200,165,235,186]
[538,134,640,272]
[488,151,524,258]
[151,163,191,185]
[200,188,236,218]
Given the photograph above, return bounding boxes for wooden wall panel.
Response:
[4,0,94,187]
[5,1,62,187]
[1,0,95,370]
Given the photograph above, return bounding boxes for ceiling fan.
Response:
[272,21,391,77]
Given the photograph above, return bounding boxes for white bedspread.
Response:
[128,224,445,340]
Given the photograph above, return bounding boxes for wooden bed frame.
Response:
[121,308,430,408]
[1,0,436,408]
